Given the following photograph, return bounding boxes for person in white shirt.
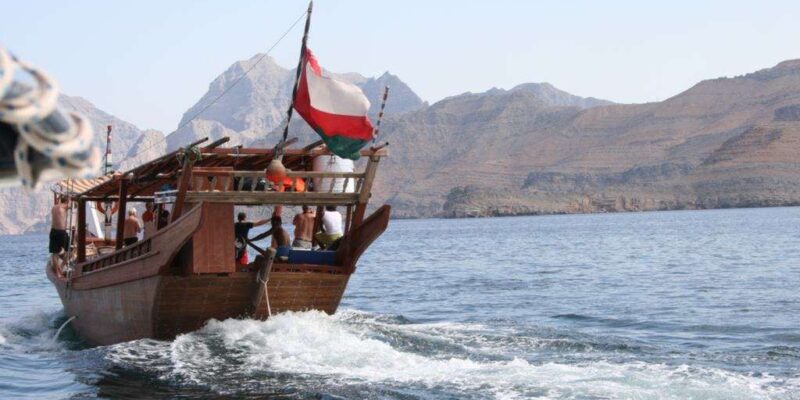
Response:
[315,205,343,249]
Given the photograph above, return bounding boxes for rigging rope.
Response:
[372,86,390,144]
[53,316,77,341]
[127,8,309,162]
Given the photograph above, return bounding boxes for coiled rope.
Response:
[0,47,100,188]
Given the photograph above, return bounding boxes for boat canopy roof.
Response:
[55,137,387,201]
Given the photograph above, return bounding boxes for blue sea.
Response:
[1,207,799,399]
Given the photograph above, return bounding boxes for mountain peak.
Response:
[433,82,613,110]
[509,82,614,109]
[170,54,426,150]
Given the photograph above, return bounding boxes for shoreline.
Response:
[4,203,799,237]
[387,202,800,221]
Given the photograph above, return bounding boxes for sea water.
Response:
[0,207,798,399]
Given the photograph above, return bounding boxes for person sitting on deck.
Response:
[250,216,292,259]
[315,205,343,249]
[234,212,269,264]
[292,205,316,249]
[123,208,141,246]
[49,195,70,274]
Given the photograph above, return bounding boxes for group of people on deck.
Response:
[233,205,343,264]
[48,196,345,270]
[121,202,171,246]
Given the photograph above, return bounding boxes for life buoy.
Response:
[95,200,119,215]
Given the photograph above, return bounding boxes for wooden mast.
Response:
[114,176,129,250]
[271,2,312,219]
[171,150,195,222]
[280,1,314,146]
[77,198,86,262]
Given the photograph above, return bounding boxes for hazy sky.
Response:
[4,1,800,133]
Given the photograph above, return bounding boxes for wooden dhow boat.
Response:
[48,137,390,345]
[46,3,390,345]
[47,2,396,345]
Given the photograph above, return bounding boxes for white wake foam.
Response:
[99,311,800,399]
[0,311,66,351]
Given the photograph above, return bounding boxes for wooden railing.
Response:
[79,238,153,275]
[183,169,367,206]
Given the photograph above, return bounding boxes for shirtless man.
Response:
[292,205,316,249]
[250,216,292,257]
[123,208,142,246]
[49,196,70,272]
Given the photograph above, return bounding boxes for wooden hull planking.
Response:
[46,203,390,346]
[49,268,350,346]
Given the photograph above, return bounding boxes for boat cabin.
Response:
[55,137,389,277]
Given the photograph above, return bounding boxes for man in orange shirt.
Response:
[142,203,156,238]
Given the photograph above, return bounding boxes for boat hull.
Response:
[47,203,390,346]
[48,268,350,346]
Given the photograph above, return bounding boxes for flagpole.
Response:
[372,86,390,144]
[103,125,113,240]
[280,0,313,147]
[268,1,312,220]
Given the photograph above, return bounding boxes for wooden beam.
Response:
[345,204,352,234]
[204,147,389,157]
[128,178,174,198]
[302,139,324,151]
[286,171,363,179]
[115,178,129,250]
[76,137,209,198]
[186,170,363,179]
[352,156,380,226]
[184,191,359,206]
[77,197,86,262]
[276,137,299,151]
[338,205,391,273]
[83,196,155,202]
[312,206,323,248]
[199,136,230,151]
[171,154,196,222]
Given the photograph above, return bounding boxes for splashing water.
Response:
[2,208,800,399]
[101,310,799,399]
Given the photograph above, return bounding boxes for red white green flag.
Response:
[294,48,374,159]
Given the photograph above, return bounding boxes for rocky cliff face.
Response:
[376,60,800,218]
[0,55,425,235]
[0,96,164,234]
[167,55,425,151]
[3,56,800,234]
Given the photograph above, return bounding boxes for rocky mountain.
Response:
[3,56,800,234]
[0,96,164,234]
[508,82,612,109]
[375,60,800,217]
[167,55,425,151]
